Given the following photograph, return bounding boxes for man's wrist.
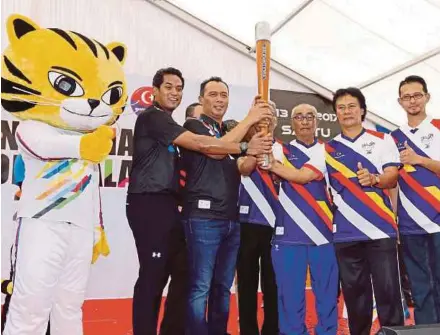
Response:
[241,116,254,128]
[269,160,280,171]
[239,142,248,155]
[371,173,380,186]
[418,156,427,166]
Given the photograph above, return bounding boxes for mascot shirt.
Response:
[15,120,100,229]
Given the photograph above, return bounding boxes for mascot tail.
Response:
[92,165,111,264]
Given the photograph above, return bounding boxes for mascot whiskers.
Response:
[1,14,127,335]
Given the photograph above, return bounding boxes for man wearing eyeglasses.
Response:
[325,88,404,334]
[258,104,339,335]
[390,75,440,325]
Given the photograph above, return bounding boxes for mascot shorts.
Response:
[4,217,93,335]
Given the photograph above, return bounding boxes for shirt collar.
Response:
[200,114,223,133]
[153,101,173,115]
[340,128,366,143]
[402,115,433,132]
[295,137,318,149]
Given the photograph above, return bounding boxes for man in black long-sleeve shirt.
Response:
[126,68,272,335]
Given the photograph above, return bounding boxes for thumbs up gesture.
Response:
[357,162,377,187]
[400,141,421,165]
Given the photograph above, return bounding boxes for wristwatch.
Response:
[239,142,248,155]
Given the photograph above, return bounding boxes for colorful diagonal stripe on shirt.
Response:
[426,186,440,201]
[256,168,278,199]
[241,175,276,227]
[278,187,330,245]
[290,182,333,231]
[36,178,71,200]
[400,169,440,212]
[365,192,395,220]
[275,142,334,245]
[33,158,92,218]
[33,174,92,218]
[332,172,397,230]
[36,161,57,179]
[325,152,357,179]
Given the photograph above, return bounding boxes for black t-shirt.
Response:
[128,104,186,195]
[180,114,241,221]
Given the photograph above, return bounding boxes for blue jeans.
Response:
[183,218,240,335]
[401,232,440,324]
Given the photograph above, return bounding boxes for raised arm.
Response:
[357,163,399,189]
[16,120,82,160]
[257,141,323,184]
[174,130,272,156]
[400,141,440,175]
[357,135,402,189]
[267,159,322,184]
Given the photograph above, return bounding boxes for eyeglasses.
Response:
[292,114,316,122]
[400,93,425,101]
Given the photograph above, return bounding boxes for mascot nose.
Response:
[87,99,100,110]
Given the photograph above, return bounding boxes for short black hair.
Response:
[333,87,367,121]
[199,76,229,96]
[398,75,428,96]
[152,67,185,89]
[185,102,201,119]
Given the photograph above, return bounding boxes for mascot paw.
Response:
[80,125,115,163]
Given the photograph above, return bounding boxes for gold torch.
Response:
[255,21,272,167]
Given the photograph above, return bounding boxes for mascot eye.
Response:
[102,86,123,105]
[48,71,84,97]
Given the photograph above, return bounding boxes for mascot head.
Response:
[1,14,127,132]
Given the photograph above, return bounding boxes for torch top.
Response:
[255,21,271,41]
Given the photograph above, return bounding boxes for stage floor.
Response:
[83,291,414,334]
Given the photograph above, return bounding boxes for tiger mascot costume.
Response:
[1,14,127,335]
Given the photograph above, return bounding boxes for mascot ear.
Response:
[106,42,127,65]
[7,14,40,44]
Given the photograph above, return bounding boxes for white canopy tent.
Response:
[1,0,440,305]
[150,0,440,129]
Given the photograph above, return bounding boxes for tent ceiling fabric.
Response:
[168,0,307,46]
[167,0,440,126]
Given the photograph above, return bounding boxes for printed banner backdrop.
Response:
[270,89,341,142]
